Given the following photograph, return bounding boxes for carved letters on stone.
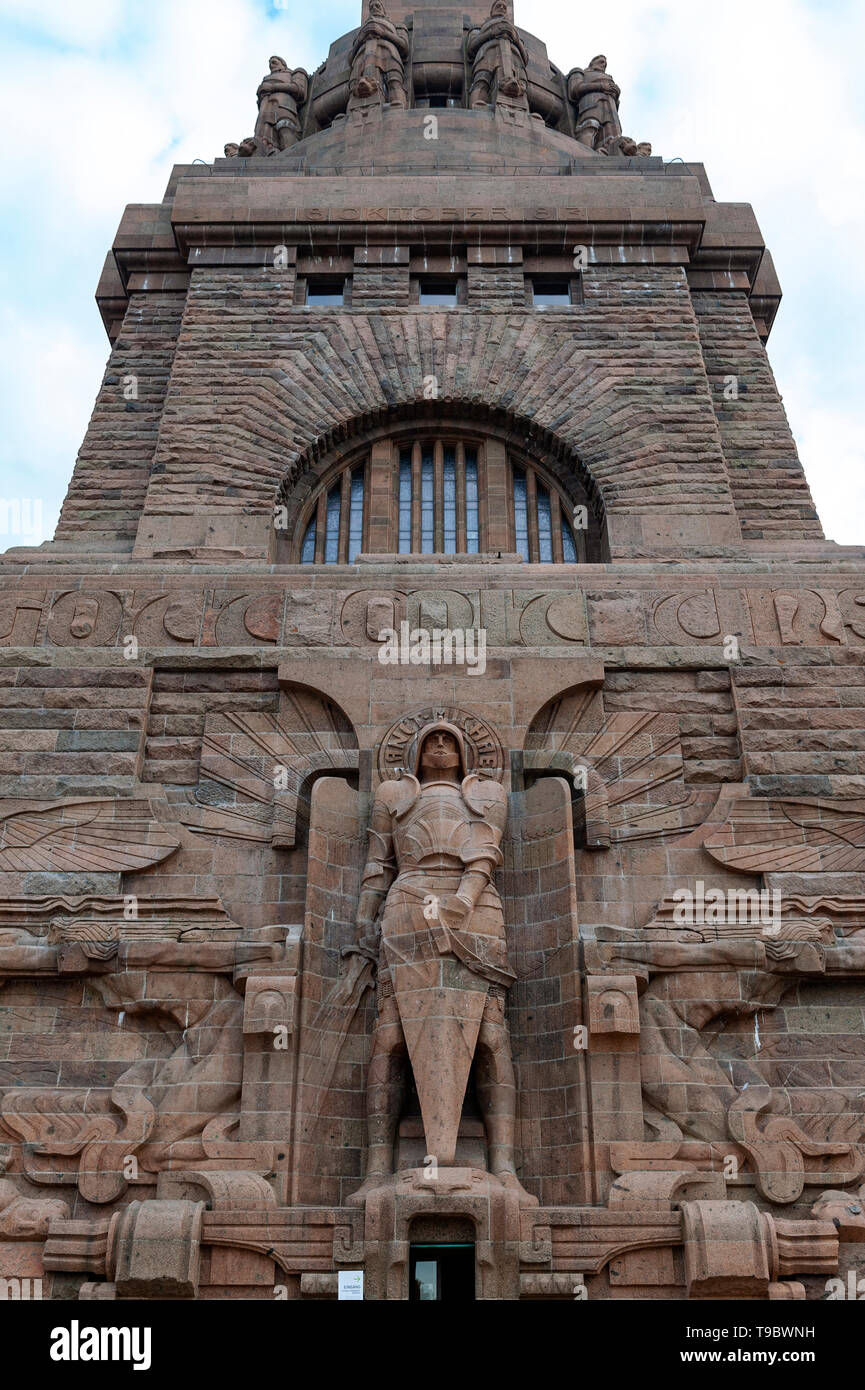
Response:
[377,706,504,781]
[0,585,862,651]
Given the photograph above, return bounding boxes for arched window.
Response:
[299,461,368,564]
[289,424,598,563]
[511,463,582,563]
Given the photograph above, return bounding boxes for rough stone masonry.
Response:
[0,0,864,1302]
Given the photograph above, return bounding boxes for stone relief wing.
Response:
[179,698,359,847]
[703,797,865,873]
[0,799,180,873]
[176,799,272,843]
[525,688,712,844]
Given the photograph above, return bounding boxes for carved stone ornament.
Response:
[378,706,504,782]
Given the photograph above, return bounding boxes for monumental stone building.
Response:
[1,0,864,1303]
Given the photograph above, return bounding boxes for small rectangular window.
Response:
[306,278,346,306]
[419,278,459,307]
[531,279,572,309]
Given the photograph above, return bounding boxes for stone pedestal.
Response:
[352,1167,537,1300]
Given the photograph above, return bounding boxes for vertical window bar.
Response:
[324,483,341,564]
[338,469,351,563]
[348,465,365,561]
[443,444,457,553]
[434,439,445,553]
[465,448,479,554]
[526,468,540,563]
[314,491,327,564]
[421,443,435,554]
[512,465,529,562]
[537,484,554,563]
[300,516,317,564]
[398,449,412,554]
[455,441,467,553]
[550,490,564,564]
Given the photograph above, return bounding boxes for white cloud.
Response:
[0,306,106,545]
[0,0,124,47]
[531,0,865,544]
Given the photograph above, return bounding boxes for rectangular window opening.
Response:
[419,277,459,307]
[306,277,346,306]
[531,278,572,309]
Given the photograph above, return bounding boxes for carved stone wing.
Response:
[0,798,180,873]
[178,699,359,848]
[703,797,865,874]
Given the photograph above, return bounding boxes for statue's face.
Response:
[269,56,287,72]
[491,0,508,15]
[369,1,385,15]
[420,730,461,773]
[224,143,239,157]
[590,55,607,71]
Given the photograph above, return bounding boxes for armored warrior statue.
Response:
[344,722,520,1191]
[567,55,623,151]
[254,56,309,153]
[467,0,529,110]
[347,0,410,112]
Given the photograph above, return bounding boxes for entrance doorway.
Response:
[409,1243,476,1301]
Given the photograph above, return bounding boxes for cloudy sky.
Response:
[0,0,862,550]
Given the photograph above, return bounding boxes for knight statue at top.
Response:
[254,56,309,153]
[567,55,623,151]
[467,0,529,110]
[348,0,410,112]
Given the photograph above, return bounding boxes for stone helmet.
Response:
[411,720,469,779]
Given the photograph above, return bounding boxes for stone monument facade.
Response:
[0,0,863,1302]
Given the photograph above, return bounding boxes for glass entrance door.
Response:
[409,1243,475,1301]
